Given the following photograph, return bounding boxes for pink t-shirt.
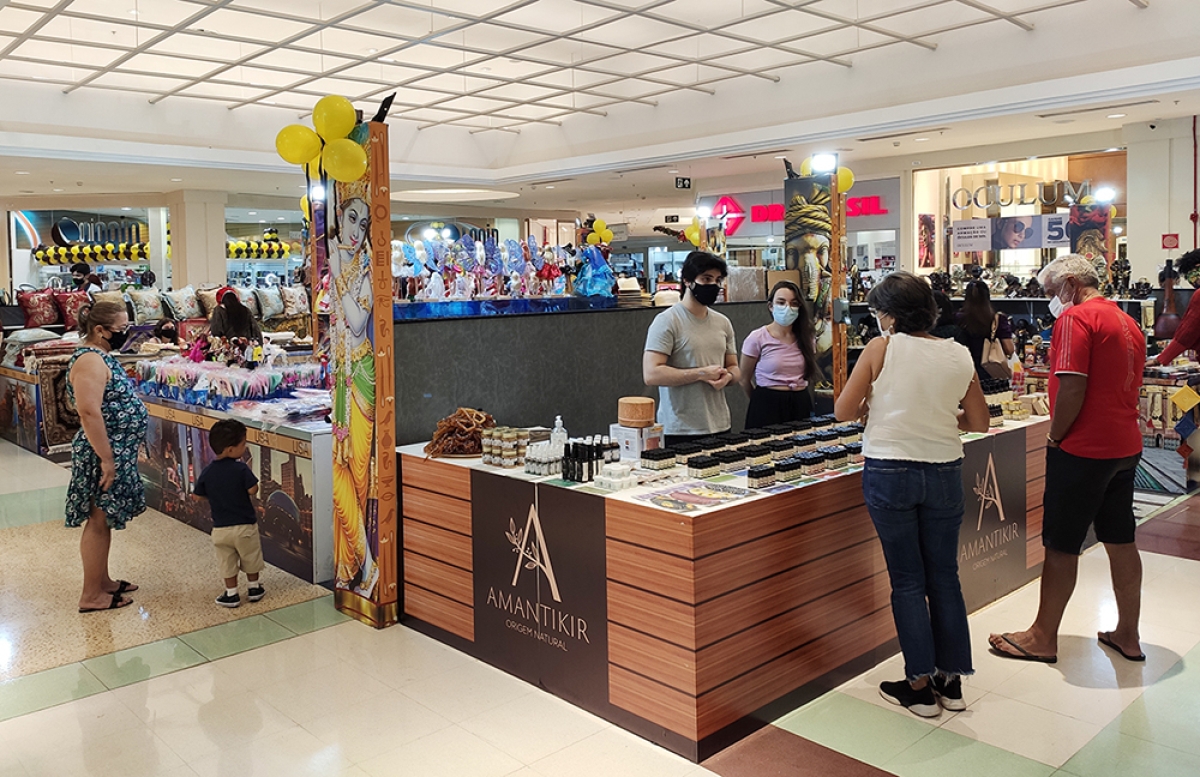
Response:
[743,326,809,390]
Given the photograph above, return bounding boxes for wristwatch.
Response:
[1047,434,1061,445]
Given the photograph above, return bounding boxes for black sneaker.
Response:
[879,680,939,718]
[932,674,966,711]
[247,585,265,603]
[215,592,241,608]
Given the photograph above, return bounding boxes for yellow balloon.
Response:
[313,95,357,141]
[593,219,607,232]
[601,229,614,243]
[1079,195,1096,206]
[799,157,813,176]
[1109,205,1118,220]
[304,156,322,179]
[837,167,855,192]
[300,195,311,219]
[275,124,322,165]
[586,232,601,245]
[322,138,368,183]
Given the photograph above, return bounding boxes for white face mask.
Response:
[772,304,799,327]
[1048,284,1073,318]
[874,313,891,337]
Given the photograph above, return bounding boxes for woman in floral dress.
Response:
[66,301,148,612]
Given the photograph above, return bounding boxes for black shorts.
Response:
[1042,446,1141,555]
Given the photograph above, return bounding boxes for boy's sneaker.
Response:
[932,674,966,711]
[879,680,940,718]
[247,585,266,602]
[215,592,241,608]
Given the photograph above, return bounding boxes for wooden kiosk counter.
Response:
[397,418,1049,761]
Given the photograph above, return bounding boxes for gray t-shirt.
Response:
[644,303,737,436]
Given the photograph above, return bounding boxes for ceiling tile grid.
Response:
[0,0,1101,133]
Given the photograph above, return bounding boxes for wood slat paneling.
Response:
[405,582,474,641]
[689,475,865,558]
[1027,477,1045,512]
[404,552,473,606]
[608,581,696,649]
[401,453,472,499]
[695,607,895,738]
[1027,505,1044,539]
[606,500,695,558]
[609,664,699,741]
[404,518,473,571]
[403,485,472,537]
[694,574,889,695]
[1025,419,1051,452]
[693,504,878,603]
[1027,447,1046,482]
[608,539,696,602]
[610,623,697,695]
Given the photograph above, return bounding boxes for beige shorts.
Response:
[212,524,265,579]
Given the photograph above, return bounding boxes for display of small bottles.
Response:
[740,444,772,467]
[524,441,562,476]
[714,449,747,472]
[766,439,796,460]
[747,464,776,489]
[687,455,720,478]
[817,445,849,469]
[845,442,864,465]
[696,437,724,453]
[814,429,840,445]
[640,448,677,470]
[742,428,772,443]
[792,434,817,453]
[776,458,804,482]
[561,435,619,483]
[764,424,792,440]
[798,451,826,476]
[668,442,703,459]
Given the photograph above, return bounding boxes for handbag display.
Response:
[981,314,1012,379]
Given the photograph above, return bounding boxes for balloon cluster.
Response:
[226,235,292,259]
[796,157,856,192]
[1077,195,1119,221]
[275,95,367,185]
[584,219,615,245]
[34,242,151,264]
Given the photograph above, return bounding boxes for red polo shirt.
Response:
[1048,297,1145,459]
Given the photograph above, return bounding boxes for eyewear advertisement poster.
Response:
[951,215,1071,253]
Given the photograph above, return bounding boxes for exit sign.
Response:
[675,177,691,190]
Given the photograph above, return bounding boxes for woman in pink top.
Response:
[738,280,820,428]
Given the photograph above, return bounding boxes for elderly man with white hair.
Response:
[990,254,1146,664]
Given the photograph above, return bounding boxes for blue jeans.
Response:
[863,458,973,681]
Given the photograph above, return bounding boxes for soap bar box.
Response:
[610,423,664,459]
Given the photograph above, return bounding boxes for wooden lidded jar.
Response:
[617,396,656,428]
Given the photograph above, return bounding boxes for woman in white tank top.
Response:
[835,272,989,718]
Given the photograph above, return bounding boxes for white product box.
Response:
[609,423,664,459]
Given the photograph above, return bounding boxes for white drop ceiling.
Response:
[0,0,1118,133]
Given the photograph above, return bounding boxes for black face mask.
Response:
[105,327,130,352]
[690,282,720,307]
[160,328,177,343]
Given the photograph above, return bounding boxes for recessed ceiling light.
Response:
[121,207,132,211]
[367,48,377,54]
[1105,147,1121,152]
[1107,113,1126,119]
[259,219,266,223]
[15,171,29,175]
[127,9,138,15]
[774,155,787,159]
[53,188,63,192]
[668,169,679,173]
[914,137,930,142]
[277,216,286,221]
[248,211,257,215]
[545,185,554,189]
[171,177,183,182]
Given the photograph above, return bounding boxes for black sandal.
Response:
[79,592,132,613]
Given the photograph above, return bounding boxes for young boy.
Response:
[194,419,265,607]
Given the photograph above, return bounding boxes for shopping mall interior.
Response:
[3,1,1200,775]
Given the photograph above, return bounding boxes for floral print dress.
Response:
[64,347,149,530]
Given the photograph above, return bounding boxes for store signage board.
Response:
[950,179,1091,210]
[472,472,609,705]
[951,219,992,251]
[957,430,1034,611]
[1164,234,1180,250]
[675,177,692,189]
[952,215,1069,252]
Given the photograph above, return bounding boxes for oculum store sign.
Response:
[951,179,1092,210]
[697,178,900,238]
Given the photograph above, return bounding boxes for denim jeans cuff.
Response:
[936,667,975,678]
[906,670,936,683]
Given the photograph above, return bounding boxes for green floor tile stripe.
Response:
[0,486,69,529]
[884,727,1055,777]
[774,692,937,768]
[0,596,347,722]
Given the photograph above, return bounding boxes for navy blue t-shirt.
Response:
[194,458,259,527]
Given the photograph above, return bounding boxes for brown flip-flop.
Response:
[989,633,1057,663]
[79,592,132,613]
[1098,631,1146,662]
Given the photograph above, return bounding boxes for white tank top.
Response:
[863,333,976,463]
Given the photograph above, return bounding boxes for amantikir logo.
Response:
[962,452,1020,567]
[508,505,560,602]
[974,453,1006,531]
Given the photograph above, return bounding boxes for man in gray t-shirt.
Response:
[643,251,740,442]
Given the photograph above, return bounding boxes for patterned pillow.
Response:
[281,285,310,317]
[234,287,259,317]
[164,286,202,320]
[196,288,221,318]
[129,289,164,324]
[91,290,127,309]
[52,290,90,330]
[254,286,286,320]
[17,289,59,327]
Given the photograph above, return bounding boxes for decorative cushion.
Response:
[164,286,202,320]
[280,285,309,317]
[129,289,165,325]
[52,291,90,330]
[234,287,259,318]
[17,289,60,328]
[254,286,286,320]
[1,327,60,368]
[196,288,221,318]
[260,314,309,339]
[91,290,127,309]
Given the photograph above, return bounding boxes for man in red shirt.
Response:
[990,255,1147,664]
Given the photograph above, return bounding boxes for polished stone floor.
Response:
[2,436,1199,777]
